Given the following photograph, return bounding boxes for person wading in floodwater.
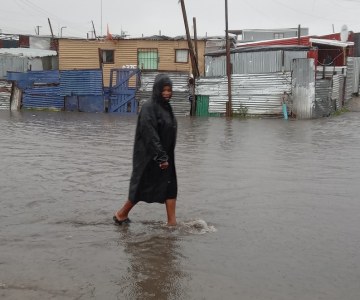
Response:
[113,74,178,226]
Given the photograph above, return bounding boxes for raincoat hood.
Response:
[151,74,173,103]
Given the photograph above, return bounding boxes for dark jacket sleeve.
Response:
[138,104,168,164]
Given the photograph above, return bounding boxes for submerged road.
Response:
[1,109,360,299]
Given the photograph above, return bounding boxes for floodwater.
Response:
[1,110,360,300]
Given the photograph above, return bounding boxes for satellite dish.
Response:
[340,24,349,42]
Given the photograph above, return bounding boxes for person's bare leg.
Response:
[115,200,135,221]
[165,198,176,226]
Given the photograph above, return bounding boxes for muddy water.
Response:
[1,110,360,300]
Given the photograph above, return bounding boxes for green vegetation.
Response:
[331,107,349,116]
[233,104,248,118]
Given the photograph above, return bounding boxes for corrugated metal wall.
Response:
[137,71,190,116]
[196,72,292,115]
[59,70,103,96]
[205,50,308,76]
[60,69,104,112]
[352,57,360,94]
[284,51,308,70]
[291,58,315,119]
[314,79,333,117]
[205,56,226,76]
[23,86,63,110]
[0,80,11,110]
[64,96,104,112]
[16,70,63,110]
[0,55,28,79]
[344,57,355,103]
[232,51,282,74]
[331,75,344,110]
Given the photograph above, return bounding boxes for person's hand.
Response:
[159,161,169,170]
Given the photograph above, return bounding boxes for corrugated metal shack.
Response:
[6,69,105,112]
[7,70,63,110]
[197,33,358,119]
[196,72,291,116]
[5,68,190,115]
[205,45,309,76]
[137,71,190,116]
[198,46,308,117]
[61,69,104,112]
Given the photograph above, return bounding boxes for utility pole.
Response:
[100,0,103,36]
[179,0,199,78]
[225,0,232,117]
[193,17,199,66]
[190,17,199,116]
[48,18,54,38]
[91,20,97,39]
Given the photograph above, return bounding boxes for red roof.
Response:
[236,33,353,48]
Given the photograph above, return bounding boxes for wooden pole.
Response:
[48,18,54,38]
[191,17,199,116]
[225,0,232,117]
[179,0,199,78]
[91,20,97,39]
[193,17,199,65]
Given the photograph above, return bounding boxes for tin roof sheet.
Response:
[0,48,57,58]
[310,38,354,47]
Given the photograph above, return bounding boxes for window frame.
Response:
[137,48,159,70]
[100,49,115,64]
[175,49,189,63]
[274,33,285,39]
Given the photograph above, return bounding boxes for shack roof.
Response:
[229,28,307,35]
[205,45,312,57]
[0,48,57,58]
[310,38,354,48]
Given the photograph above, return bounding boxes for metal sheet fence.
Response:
[290,58,315,119]
[196,72,292,115]
[353,57,360,95]
[315,79,333,118]
[0,55,28,79]
[23,86,63,110]
[7,70,59,89]
[0,80,11,110]
[60,69,103,96]
[331,74,344,110]
[344,57,355,103]
[64,96,104,112]
[205,50,308,77]
[137,71,190,116]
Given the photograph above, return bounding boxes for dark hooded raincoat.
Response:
[128,74,177,204]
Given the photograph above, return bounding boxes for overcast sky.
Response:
[1,0,359,38]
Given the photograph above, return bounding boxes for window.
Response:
[274,33,284,39]
[175,49,189,63]
[100,49,114,63]
[138,48,158,70]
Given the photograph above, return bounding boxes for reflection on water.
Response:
[117,225,188,300]
[1,110,360,300]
